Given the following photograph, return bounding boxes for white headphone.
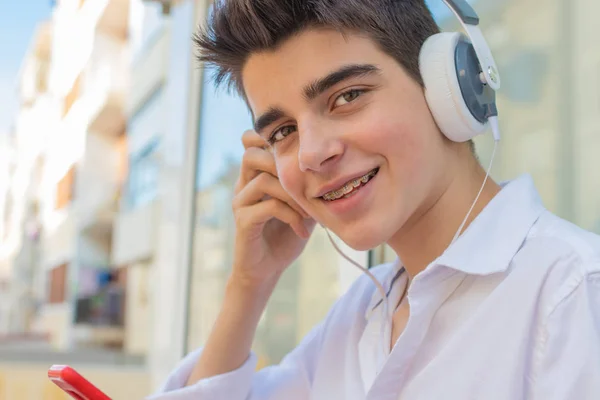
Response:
[420,0,501,143]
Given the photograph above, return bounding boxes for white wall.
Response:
[42,212,76,270]
[84,32,129,115]
[78,236,111,268]
[124,261,152,355]
[48,0,97,98]
[129,27,169,118]
[112,200,158,266]
[129,0,165,60]
[77,133,121,221]
[128,85,166,156]
[0,133,11,243]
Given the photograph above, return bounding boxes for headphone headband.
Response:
[444,0,480,25]
[443,0,501,90]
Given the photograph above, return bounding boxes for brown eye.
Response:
[269,125,296,144]
[333,89,364,108]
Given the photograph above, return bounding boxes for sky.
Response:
[0,1,53,135]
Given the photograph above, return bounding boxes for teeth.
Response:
[322,169,378,201]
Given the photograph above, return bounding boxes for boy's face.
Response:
[242,29,455,250]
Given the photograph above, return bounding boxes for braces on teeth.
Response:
[323,170,377,201]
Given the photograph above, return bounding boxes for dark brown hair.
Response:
[193,0,440,96]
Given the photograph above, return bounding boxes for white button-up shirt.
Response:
[148,175,600,400]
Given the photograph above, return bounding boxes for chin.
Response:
[334,223,390,252]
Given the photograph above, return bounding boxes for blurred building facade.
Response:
[0,0,598,399]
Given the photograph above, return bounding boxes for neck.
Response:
[388,155,501,279]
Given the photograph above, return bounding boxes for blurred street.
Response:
[0,0,599,398]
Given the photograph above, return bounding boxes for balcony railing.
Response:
[96,0,129,40]
[111,199,158,266]
[85,32,128,137]
[74,288,124,327]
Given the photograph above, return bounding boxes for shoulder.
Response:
[519,209,600,274]
[514,210,600,315]
[529,210,600,262]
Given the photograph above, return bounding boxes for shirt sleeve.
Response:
[145,321,325,400]
[532,269,600,400]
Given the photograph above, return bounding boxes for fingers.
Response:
[242,130,268,150]
[239,146,278,189]
[234,130,312,239]
[236,198,309,239]
[234,172,309,219]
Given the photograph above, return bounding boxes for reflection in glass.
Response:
[188,67,342,366]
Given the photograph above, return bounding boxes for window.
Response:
[127,138,160,209]
[126,85,165,210]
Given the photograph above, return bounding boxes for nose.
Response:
[297,124,345,172]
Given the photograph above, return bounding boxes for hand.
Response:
[230,130,315,290]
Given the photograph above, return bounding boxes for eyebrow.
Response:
[253,64,381,134]
[253,107,286,134]
[303,63,381,101]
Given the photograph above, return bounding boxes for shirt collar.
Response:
[437,173,545,275]
[364,174,545,319]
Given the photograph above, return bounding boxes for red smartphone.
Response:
[48,365,112,400]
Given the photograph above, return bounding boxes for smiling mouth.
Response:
[322,168,379,201]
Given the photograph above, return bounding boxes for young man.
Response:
[149,1,600,399]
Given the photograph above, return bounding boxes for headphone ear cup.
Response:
[419,32,488,143]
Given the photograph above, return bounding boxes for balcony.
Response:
[0,249,15,282]
[96,0,129,41]
[77,134,126,250]
[76,173,119,247]
[79,197,119,256]
[85,32,129,138]
[111,200,159,267]
[42,211,76,270]
[19,22,52,107]
[130,25,168,113]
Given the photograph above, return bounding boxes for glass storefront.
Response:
[466,0,600,232]
[186,66,348,366]
[185,0,600,369]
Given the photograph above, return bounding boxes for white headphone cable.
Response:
[321,117,501,373]
[322,227,392,368]
[450,117,500,246]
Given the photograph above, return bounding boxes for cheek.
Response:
[362,110,431,187]
[359,110,423,163]
[275,156,304,202]
[368,84,436,162]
